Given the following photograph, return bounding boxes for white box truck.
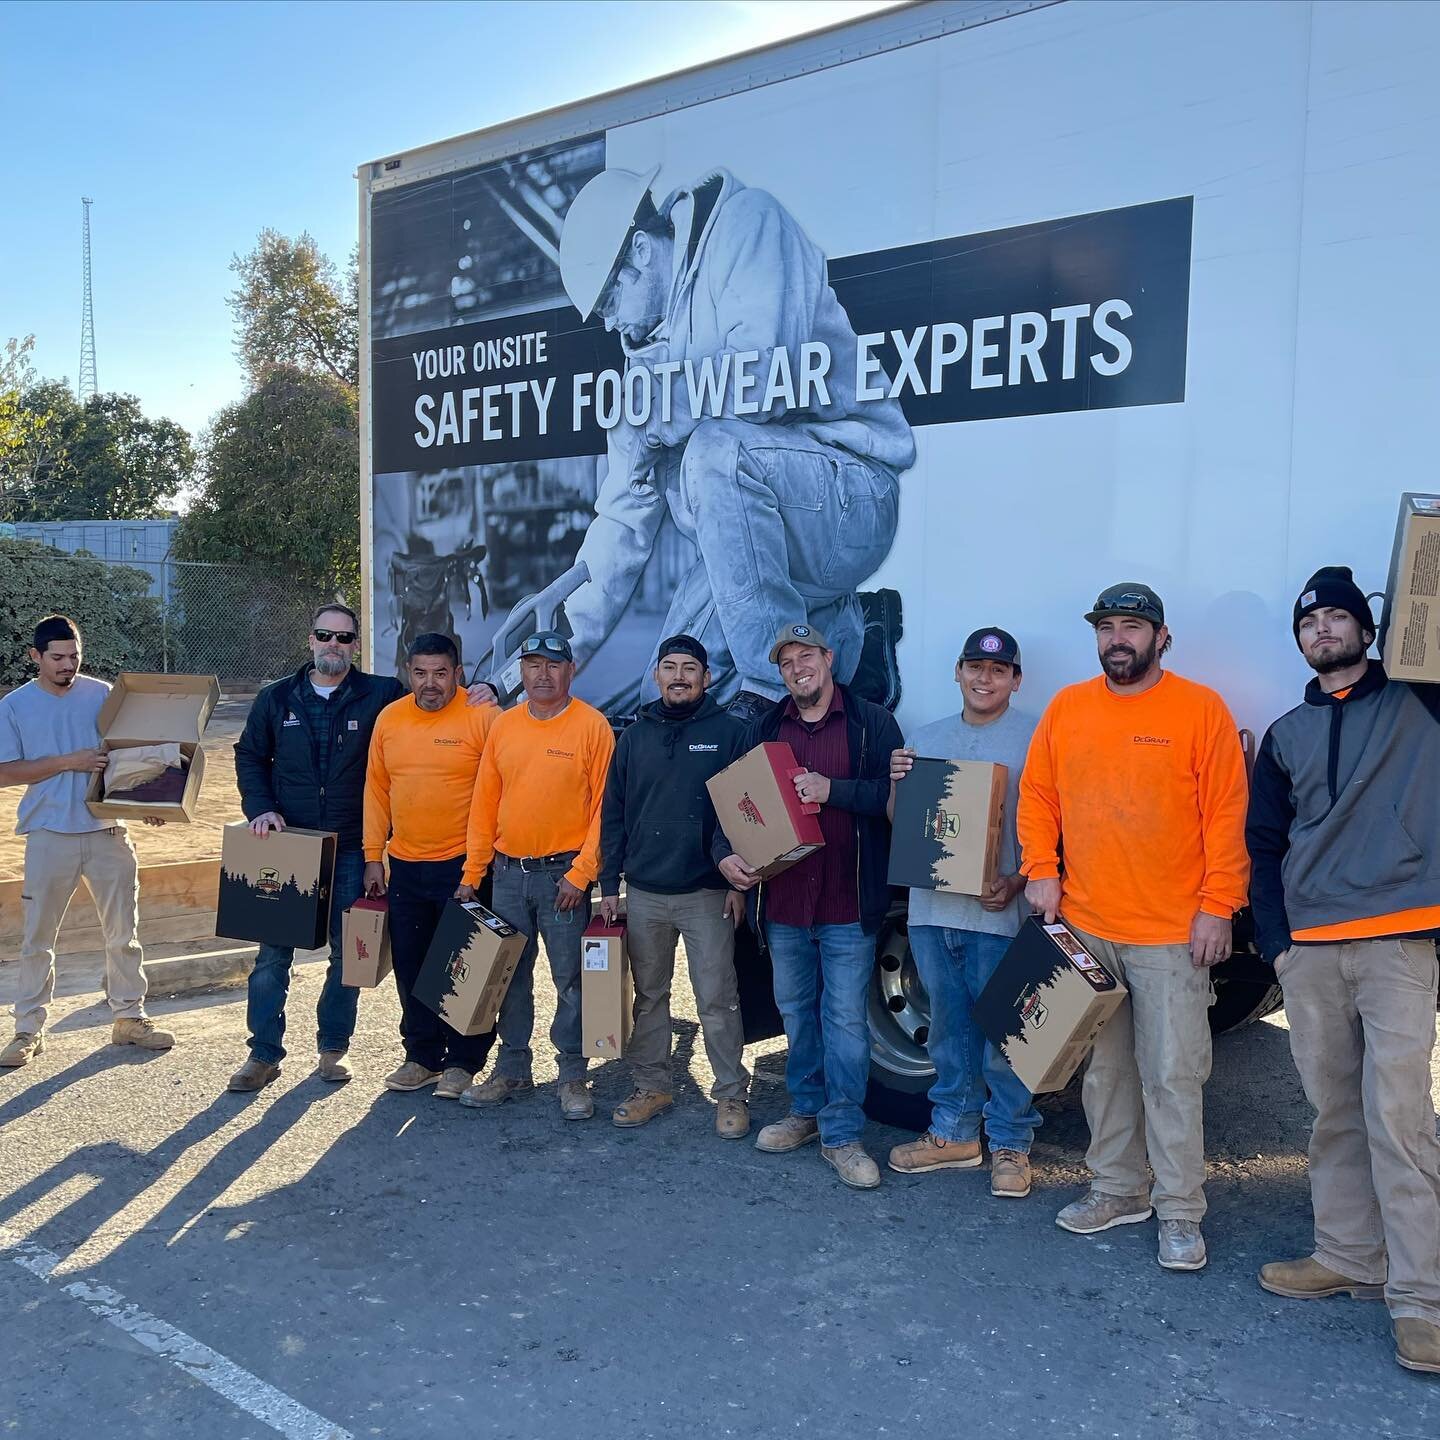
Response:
[358,0,1440,1124]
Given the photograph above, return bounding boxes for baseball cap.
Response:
[1084,582,1165,627]
[959,627,1022,670]
[768,622,829,664]
[519,631,574,662]
[657,633,708,667]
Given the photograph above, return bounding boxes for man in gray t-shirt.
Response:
[0,615,175,1066]
[885,626,1040,1196]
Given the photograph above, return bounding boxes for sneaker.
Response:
[0,1032,44,1068]
[821,1142,881,1190]
[112,1017,175,1051]
[990,1149,1032,1198]
[1157,1218,1207,1271]
[559,1080,594,1120]
[888,1132,982,1174]
[612,1090,673,1128]
[228,1057,280,1093]
[1055,1188,1153,1234]
[383,1061,441,1092]
[315,1051,353,1084]
[434,1067,475,1100]
[459,1074,534,1108]
[755,1112,820,1153]
[715,1097,750,1140]
[1258,1256,1384,1301]
[1395,1318,1440,1374]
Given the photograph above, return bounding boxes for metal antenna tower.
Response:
[79,197,97,399]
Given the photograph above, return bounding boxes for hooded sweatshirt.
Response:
[598,692,749,896]
[567,170,916,663]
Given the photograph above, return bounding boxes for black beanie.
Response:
[1292,565,1375,644]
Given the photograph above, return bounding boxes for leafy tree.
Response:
[174,366,359,598]
[229,230,358,390]
[0,337,59,523]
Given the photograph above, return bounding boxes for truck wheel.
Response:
[1208,973,1283,1034]
[864,915,936,1131]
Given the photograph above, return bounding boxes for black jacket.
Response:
[234,665,406,851]
[1246,660,1440,960]
[712,684,902,936]
[599,694,748,896]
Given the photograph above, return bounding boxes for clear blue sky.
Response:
[1,0,893,438]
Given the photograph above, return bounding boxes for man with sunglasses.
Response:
[1017,583,1249,1272]
[460,631,615,1118]
[230,605,490,1092]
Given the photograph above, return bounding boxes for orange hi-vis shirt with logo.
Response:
[464,697,615,890]
[1017,671,1251,945]
[363,690,497,864]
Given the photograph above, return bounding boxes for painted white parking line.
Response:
[1,1226,352,1440]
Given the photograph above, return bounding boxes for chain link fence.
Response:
[1,542,327,687]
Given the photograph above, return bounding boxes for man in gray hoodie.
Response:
[553,165,916,719]
[1247,565,1440,1376]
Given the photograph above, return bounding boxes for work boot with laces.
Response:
[1157,1218,1207,1271]
[384,1060,441,1092]
[822,1142,881,1190]
[754,1112,820,1153]
[715,1098,750,1139]
[612,1090,673,1127]
[1055,1188,1152,1234]
[0,1032,44,1068]
[112,1017,175,1050]
[990,1149,1032,1198]
[888,1132,982,1174]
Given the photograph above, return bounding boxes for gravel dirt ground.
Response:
[2,955,1437,1439]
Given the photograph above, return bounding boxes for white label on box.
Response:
[583,939,608,972]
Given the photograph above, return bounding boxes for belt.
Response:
[497,850,577,873]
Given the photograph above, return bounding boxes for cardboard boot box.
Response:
[414,899,527,1035]
[1380,493,1440,684]
[581,917,632,1059]
[86,672,221,823]
[973,917,1128,1094]
[887,758,1007,896]
[342,897,393,988]
[706,741,825,881]
[216,822,338,950]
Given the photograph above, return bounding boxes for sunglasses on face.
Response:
[313,629,357,644]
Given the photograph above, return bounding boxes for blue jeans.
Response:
[247,846,364,1064]
[907,924,1041,1152]
[765,920,874,1147]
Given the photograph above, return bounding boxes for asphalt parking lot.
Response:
[2,962,1438,1440]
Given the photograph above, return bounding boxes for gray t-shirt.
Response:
[0,675,115,835]
[902,704,1036,938]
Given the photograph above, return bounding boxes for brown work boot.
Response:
[1258,1256,1385,1301]
[315,1051,353,1084]
[612,1090,673,1128]
[228,1057,280,1093]
[434,1067,475,1100]
[1056,1188,1153,1234]
[112,1017,175,1051]
[0,1032,44,1068]
[821,1142,881,1190]
[383,1060,441,1092]
[1396,1318,1440,1374]
[715,1098,750,1139]
[755,1112,820,1153]
[990,1149,1032,1198]
[559,1080,595,1120]
[459,1074,533,1108]
[887,1132,982,1174]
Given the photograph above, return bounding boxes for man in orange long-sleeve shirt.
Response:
[363,632,497,1097]
[1017,583,1249,1273]
[459,632,615,1119]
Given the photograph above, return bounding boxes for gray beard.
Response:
[314,653,349,678]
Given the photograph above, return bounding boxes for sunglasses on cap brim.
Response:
[520,637,570,660]
[1094,594,1159,617]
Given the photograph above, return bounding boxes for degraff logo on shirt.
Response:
[546,747,575,759]
[1133,734,1171,747]
[689,743,719,753]
[433,737,463,746]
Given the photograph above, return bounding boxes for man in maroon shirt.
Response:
[716,623,903,1189]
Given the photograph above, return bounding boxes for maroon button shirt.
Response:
[766,686,860,928]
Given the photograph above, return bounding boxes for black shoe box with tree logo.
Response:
[887,757,1006,896]
[216,822,337,950]
[415,899,527,1036]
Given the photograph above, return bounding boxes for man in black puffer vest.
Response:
[598,635,751,1138]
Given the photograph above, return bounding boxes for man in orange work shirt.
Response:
[459,632,615,1120]
[363,632,497,1097]
[1017,583,1249,1273]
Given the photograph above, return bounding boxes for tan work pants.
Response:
[14,827,146,1033]
[1278,937,1440,1325]
[1071,925,1214,1221]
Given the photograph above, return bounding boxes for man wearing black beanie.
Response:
[1248,564,1440,1375]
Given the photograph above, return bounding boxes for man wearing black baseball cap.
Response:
[1017,581,1249,1272]
[597,635,753,1137]
[1247,566,1440,1373]
[886,627,1040,1197]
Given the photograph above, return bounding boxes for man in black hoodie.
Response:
[1247,566,1440,1375]
[599,635,751,1137]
